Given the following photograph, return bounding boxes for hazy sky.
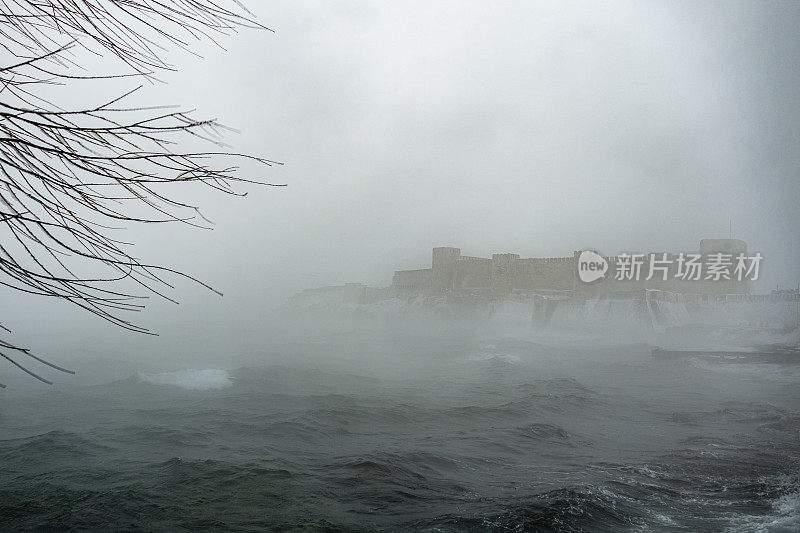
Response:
[3,0,799,356]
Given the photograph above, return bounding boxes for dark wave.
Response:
[2,346,799,531]
[407,487,642,532]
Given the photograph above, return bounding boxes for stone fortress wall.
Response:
[393,247,577,294]
[291,239,797,331]
[392,239,754,296]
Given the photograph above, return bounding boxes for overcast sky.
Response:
[3,0,800,357]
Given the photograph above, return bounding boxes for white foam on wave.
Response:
[724,489,800,532]
[467,351,521,364]
[139,369,233,390]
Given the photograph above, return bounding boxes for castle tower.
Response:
[698,239,752,294]
[432,247,461,290]
[491,253,519,294]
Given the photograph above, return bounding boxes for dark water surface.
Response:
[2,331,799,531]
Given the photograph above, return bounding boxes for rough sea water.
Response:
[1,322,799,532]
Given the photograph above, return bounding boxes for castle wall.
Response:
[515,257,576,291]
[432,247,461,289]
[491,253,519,294]
[700,239,747,255]
[365,285,395,304]
[454,257,492,288]
[392,268,432,289]
[393,240,753,297]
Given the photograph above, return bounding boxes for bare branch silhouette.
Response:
[1,1,282,385]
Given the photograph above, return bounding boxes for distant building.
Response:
[392,240,752,296]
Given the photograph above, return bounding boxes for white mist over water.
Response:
[3,323,798,531]
[139,369,233,390]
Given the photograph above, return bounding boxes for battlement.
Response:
[519,256,575,264]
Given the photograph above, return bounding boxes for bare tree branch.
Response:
[1,1,282,385]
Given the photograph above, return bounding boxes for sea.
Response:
[1,321,799,531]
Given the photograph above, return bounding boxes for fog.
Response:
[2,1,799,365]
[2,3,800,529]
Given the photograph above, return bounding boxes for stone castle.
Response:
[289,239,799,333]
[392,239,753,296]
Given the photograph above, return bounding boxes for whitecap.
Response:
[723,489,800,532]
[467,352,521,364]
